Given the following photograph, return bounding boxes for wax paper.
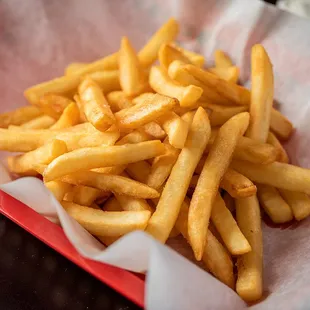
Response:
[1,0,310,309]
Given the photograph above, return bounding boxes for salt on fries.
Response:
[1,18,307,303]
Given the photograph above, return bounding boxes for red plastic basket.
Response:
[0,190,145,308]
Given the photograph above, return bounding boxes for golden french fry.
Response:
[140,122,166,139]
[278,190,310,221]
[62,201,151,237]
[188,112,250,260]
[185,64,250,106]
[72,185,103,206]
[267,132,289,163]
[0,106,42,128]
[107,91,133,112]
[138,18,179,67]
[62,171,159,199]
[158,43,191,69]
[115,93,176,129]
[146,107,211,242]
[78,77,115,131]
[175,199,235,288]
[157,112,189,148]
[116,130,151,145]
[92,166,126,175]
[126,161,151,183]
[180,110,196,126]
[149,66,203,108]
[49,102,80,130]
[131,92,155,105]
[65,62,87,75]
[103,197,122,211]
[7,139,68,175]
[38,94,73,119]
[21,115,56,129]
[208,66,239,84]
[171,43,205,67]
[247,45,274,142]
[220,168,257,198]
[235,195,263,302]
[214,50,233,68]
[232,160,310,194]
[87,70,120,93]
[257,184,293,223]
[119,37,148,97]
[223,191,235,213]
[45,181,72,201]
[207,103,247,126]
[115,193,153,212]
[211,194,251,255]
[270,108,294,140]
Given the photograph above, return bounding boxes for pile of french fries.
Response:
[1,17,309,302]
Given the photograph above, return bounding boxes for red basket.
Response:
[0,190,145,308]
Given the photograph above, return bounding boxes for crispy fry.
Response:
[62,201,151,237]
[232,160,310,194]
[138,18,179,67]
[87,70,120,93]
[7,140,68,175]
[92,166,126,175]
[49,102,80,130]
[115,93,176,129]
[140,122,166,139]
[270,108,294,140]
[172,43,205,67]
[267,132,289,163]
[116,130,151,145]
[247,45,274,142]
[65,62,87,75]
[119,37,148,97]
[158,44,191,69]
[207,103,247,126]
[175,199,234,288]
[146,107,211,242]
[235,195,263,302]
[214,50,233,68]
[220,168,257,198]
[209,66,239,84]
[72,185,103,206]
[257,184,293,223]
[61,171,159,199]
[157,112,189,148]
[38,94,73,119]
[107,91,133,112]
[78,77,115,131]
[223,191,235,213]
[115,194,153,212]
[180,110,196,126]
[188,112,250,260]
[279,190,310,221]
[126,161,151,183]
[149,66,203,108]
[0,106,42,128]
[21,115,55,129]
[45,181,72,201]
[211,194,251,255]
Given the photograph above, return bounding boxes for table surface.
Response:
[0,215,141,310]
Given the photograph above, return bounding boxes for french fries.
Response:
[21,115,56,129]
[62,201,151,237]
[214,50,233,68]
[45,181,72,202]
[146,108,211,242]
[267,131,289,163]
[115,194,153,212]
[50,102,80,130]
[270,108,294,140]
[235,196,263,302]
[126,161,151,183]
[158,44,191,69]
[171,43,205,67]
[106,91,133,112]
[65,62,87,75]
[188,112,250,260]
[208,66,239,84]
[72,185,103,207]
[43,140,165,181]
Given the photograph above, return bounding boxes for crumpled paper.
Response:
[2,0,310,309]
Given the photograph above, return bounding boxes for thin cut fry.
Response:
[79,77,115,131]
[45,181,72,201]
[115,93,176,129]
[270,108,294,140]
[235,195,263,302]
[220,168,257,198]
[267,132,289,163]
[21,115,55,129]
[149,66,203,108]
[126,161,151,183]
[138,18,179,67]
[175,199,234,288]
[172,43,205,67]
[62,201,151,237]
[119,37,148,97]
[72,185,102,206]
[209,66,239,84]
[50,102,80,130]
[232,160,310,194]
[107,91,133,112]
[215,50,233,68]
[146,107,211,242]
[0,106,42,128]
[115,194,153,212]
[188,112,250,260]
[116,130,151,145]
[140,122,166,139]
[38,94,73,119]
[279,189,310,221]
[87,70,120,94]
[247,44,274,142]
[65,62,87,75]
[7,139,68,175]
[158,43,191,69]
[211,194,251,255]
[257,184,293,223]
